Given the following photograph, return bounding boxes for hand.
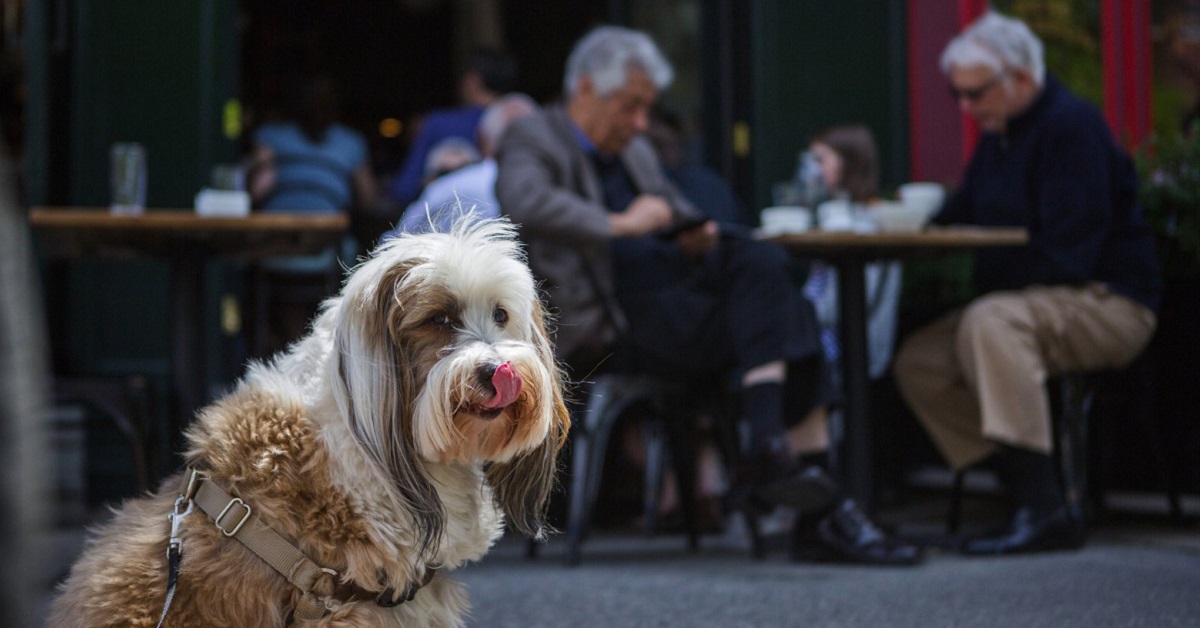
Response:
[610,194,673,237]
[675,220,719,258]
[247,145,277,204]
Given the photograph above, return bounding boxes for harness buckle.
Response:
[215,497,252,537]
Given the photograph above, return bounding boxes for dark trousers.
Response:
[616,235,823,384]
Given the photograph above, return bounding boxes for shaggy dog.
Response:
[48,219,570,627]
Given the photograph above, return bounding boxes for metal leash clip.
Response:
[167,495,194,557]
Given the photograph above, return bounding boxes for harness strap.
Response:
[191,477,333,619]
[182,468,436,621]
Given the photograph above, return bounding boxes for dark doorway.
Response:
[239,0,608,180]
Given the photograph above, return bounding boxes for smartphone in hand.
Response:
[657,215,708,240]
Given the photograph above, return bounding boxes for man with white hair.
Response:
[497,26,921,565]
[894,12,1161,555]
[392,93,538,235]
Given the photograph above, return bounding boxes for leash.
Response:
[155,468,436,625]
[155,495,193,628]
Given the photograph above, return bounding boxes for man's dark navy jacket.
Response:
[936,74,1162,312]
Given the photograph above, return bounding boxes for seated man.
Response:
[496,26,919,565]
[893,12,1162,555]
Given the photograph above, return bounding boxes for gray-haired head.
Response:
[423,136,481,181]
[478,92,538,155]
[563,26,674,99]
[940,12,1045,86]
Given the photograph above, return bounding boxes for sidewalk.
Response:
[456,491,1200,628]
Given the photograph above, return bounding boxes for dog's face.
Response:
[331,218,569,550]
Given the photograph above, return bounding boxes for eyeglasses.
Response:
[948,70,1009,103]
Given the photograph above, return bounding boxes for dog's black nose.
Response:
[477,363,499,392]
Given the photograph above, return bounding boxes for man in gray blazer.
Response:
[496,26,920,565]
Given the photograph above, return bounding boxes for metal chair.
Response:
[247,246,344,359]
[556,373,727,566]
[52,375,156,493]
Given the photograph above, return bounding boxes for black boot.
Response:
[792,497,924,566]
[734,383,837,515]
[736,440,837,515]
[961,447,1085,555]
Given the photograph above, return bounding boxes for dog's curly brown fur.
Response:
[47,219,570,627]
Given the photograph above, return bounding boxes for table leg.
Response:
[835,258,873,508]
[168,247,206,470]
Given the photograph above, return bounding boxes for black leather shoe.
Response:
[792,498,924,566]
[736,451,837,516]
[961,506,1085,555]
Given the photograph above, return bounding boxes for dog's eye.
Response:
[492,306,508,325]
[430,313,454,327]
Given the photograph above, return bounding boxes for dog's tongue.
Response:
[483,362,522,409]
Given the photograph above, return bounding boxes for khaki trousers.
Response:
[893,284,1156,470]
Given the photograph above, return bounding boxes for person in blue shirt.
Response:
[249,75,377,214]
[246,75,378,354]
[893,12,1162,555]
[387,48,517,208]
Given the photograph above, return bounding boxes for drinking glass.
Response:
[110,142,147,214]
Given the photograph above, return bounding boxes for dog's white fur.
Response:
[47,218,570,627]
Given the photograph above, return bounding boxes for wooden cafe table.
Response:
[30,207,349,467]
[763,225,1029,509]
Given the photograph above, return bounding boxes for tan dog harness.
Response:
[156,468,435,625]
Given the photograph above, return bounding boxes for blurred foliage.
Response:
[995,0,1104,107]
[1135,124,1200,276]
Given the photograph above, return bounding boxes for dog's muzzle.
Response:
[480,361,522,410]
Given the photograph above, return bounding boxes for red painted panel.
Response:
[1103,0,1153,149]
[906,0,986,185]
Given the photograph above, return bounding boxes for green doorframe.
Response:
[747,0,910,213]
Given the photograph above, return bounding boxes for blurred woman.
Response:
[803,124,902,382]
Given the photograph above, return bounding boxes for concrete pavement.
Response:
[456,494,1200,628]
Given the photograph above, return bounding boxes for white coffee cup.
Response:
[870,201,930,232]
[760,206,813,235]
[817,199,855,231]
[898,182,945,219]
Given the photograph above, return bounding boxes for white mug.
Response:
[898,182,945,218]
[760,206,812,234]
[817,199,854,231]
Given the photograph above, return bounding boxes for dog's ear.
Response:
[333,263,445,559]
[486,298,571,539]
